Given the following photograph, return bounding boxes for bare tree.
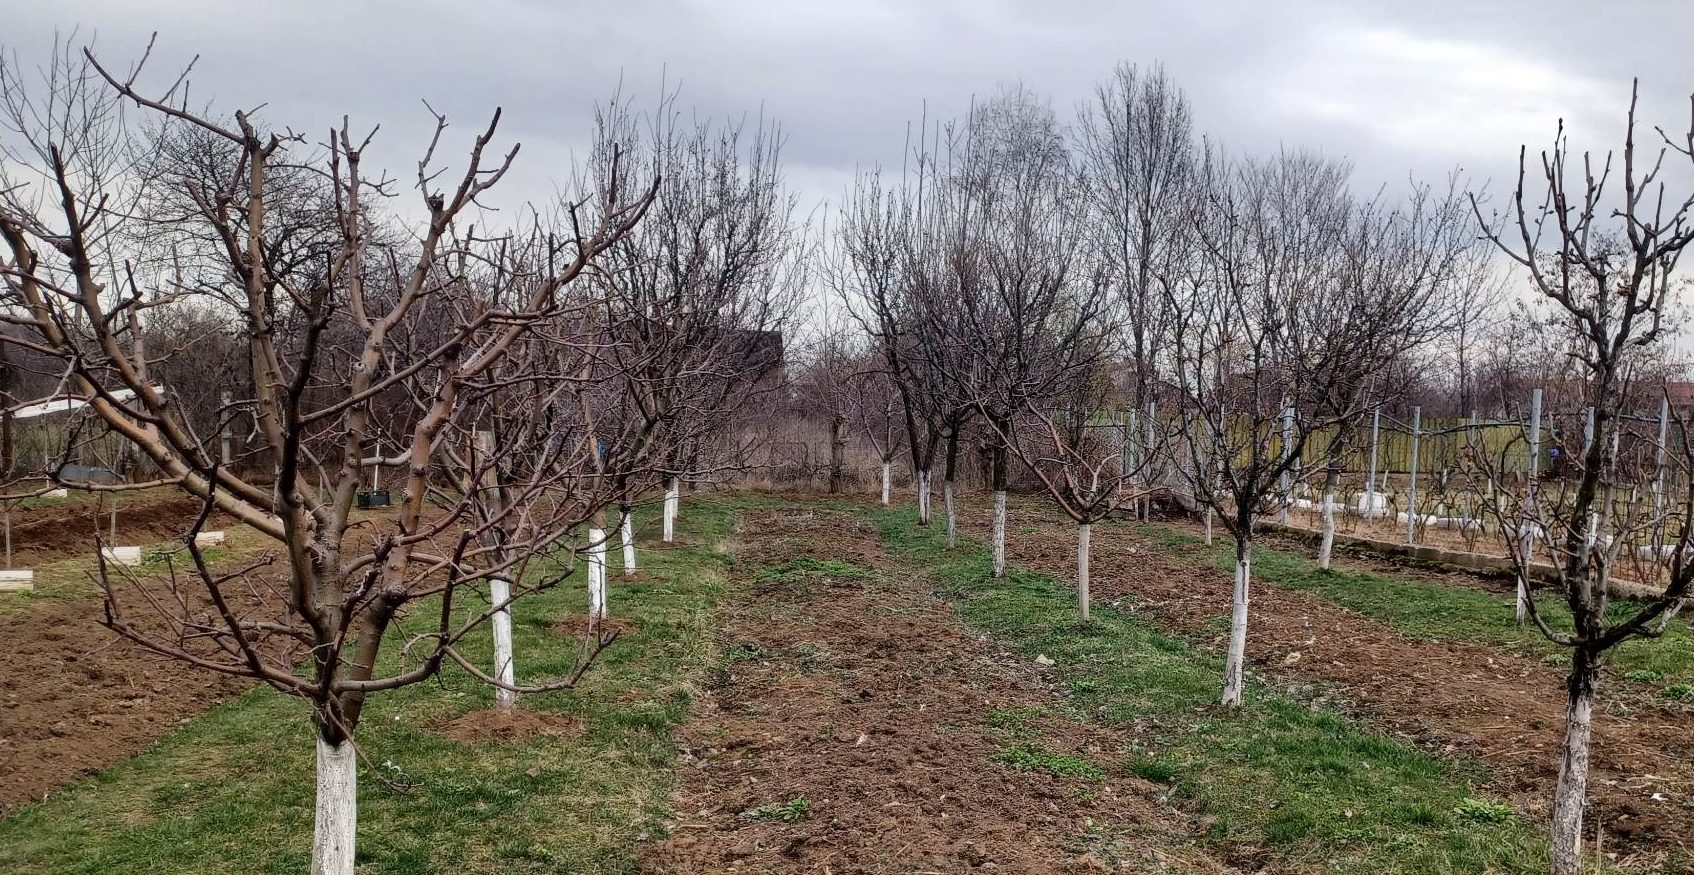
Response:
[1077,62,1194,518]
[0,41,658,874]
[1164,148,1469,707]
[1471,82,1694,875]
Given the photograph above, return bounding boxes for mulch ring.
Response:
[967,497,1694,867]
[433,707,581,744]
[646,506,1224,874]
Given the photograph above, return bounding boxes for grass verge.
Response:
[874,506,1546,875]
[0,500,737,874]
[1135,522,1694,693]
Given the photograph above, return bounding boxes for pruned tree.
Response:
[1470,81,1694,875]
[837,167,956,526]
[1164,147,1466,707]
[1077,61,1194,519]
[0,41,658,874]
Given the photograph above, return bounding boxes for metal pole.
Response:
[1655,396,1670,550]
[1366,407,1381,516]
[1405,406,1421,545]
[1144,400,1156,519]
[1519,388,1542,624]
[219,389,233,467]
[1279,401,1294,524]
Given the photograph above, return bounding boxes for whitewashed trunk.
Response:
[880,462,891,505]
[992,490,1008,579]
[1221,547,1252,708]
[1517,525,1535,624]
[917,469,932,525]
[620,512,636,575]
[944,480,957,549]
[1317,486,1337,570]
[588,527,608,624]
[1077,522,1091,622]
[313,736,357,875]
[1550,673,1594,875]
[489,577,517,709]
[662,479,678,543]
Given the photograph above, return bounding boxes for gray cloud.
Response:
[6,0,1689,226]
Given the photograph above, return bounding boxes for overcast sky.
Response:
[10,1,1691,213]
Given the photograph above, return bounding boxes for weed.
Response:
[740,796,811,823]
[1452,797,1515,824]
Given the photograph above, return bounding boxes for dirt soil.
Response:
[974,499,1693,867]
[2,495,231,566]
[647,507,1226,874]
[0,493,263,814]
[0,592,255,813]
[434,707,581,744]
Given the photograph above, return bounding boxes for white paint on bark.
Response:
[1317,486,1337,570]
[917,469,931,524]
[992,490,1008,579]
[1550,675,1594,875]
[587,527,608,623]
[1221,548,1252,708]
[1077,522,1091,622]
[662,479,678,543]
[489,577,516,709]
[880,462,891,505]
[620,512,636,574]
[313,736,357,875]
[943,480,957,548]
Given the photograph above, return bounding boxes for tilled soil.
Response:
[1,495,230,566]
[1,495,264,813]
[972,499,1693,866]
[0,594,254,813]
[648,507,1224,874]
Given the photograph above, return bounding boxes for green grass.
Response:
[874,506,1546,874]
[0,501,739,874]
[1140,523,1694,692]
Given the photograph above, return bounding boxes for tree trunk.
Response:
[943,424,960,549]
[313,734,358,875]
[1222,541,1252,708]
[662,478,678,542]
[880,461,891,505]
[944,481,957,549]
[1317,466,1340,570]
[991,418,1009,577]
[587,527,608,629]
[1203,508,1213,546]
[619,508,636,575]
[489,577,517,709]
[1077,522,1091,622]
[916,468,932,526]
[1550,649,1599,875]
[827,414,846,494]
[992,489,1008,579]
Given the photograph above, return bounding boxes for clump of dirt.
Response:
[434,707,580,743]
[969,496,1694,861]
[647,507,1222,873]
[550,614,641,637]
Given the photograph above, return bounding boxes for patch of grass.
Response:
[876,506,1545,875]
[739,796,811,823]
[1147,523,1694,690]
[993,743,1105,781]
[0,501,740,874]
[1452,796,1516,824]
[755,556,871,583]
